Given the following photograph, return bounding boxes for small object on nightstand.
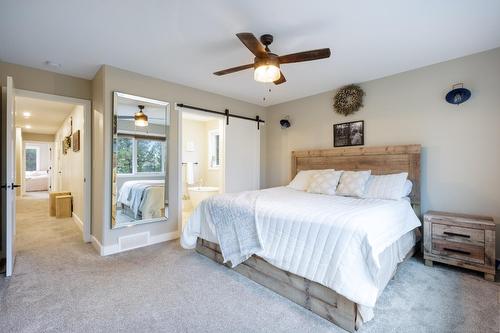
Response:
[423,211,496,281]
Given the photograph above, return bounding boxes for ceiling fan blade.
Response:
[278,48,331,64]
[214,63,254,76]
[236,32,267,57]
[274,71,286,85]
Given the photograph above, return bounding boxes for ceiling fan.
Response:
[214,32,331,85]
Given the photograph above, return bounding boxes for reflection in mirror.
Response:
[112,92,169,229]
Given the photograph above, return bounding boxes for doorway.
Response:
[177,104,262,233]
[1,78,91,276]
[179,108,225,228]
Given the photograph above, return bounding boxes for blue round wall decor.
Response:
[446,83,471,105]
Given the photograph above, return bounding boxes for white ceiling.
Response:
[1,0,499,106]
[115,94,168,125]
[15,96,75,134]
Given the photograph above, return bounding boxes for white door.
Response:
[224,117,260,193]
[3,77,18,276]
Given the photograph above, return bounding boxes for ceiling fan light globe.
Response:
[254,64,280,83]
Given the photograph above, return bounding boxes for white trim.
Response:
[115,92,169,106]
[91,231,179,256]
[15,89,92,243]
[72,212,84,231]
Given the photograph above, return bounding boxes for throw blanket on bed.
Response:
[206,191,262,267]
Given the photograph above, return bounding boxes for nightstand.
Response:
[423,211,496,281]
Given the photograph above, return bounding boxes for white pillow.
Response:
[336,170,371,197]
[306,170,343,195]
[402,180,413,197]
[363,172,409,200]
[288,169,333,191]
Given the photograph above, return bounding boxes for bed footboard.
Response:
[195,238,358,332]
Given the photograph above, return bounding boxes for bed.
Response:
[117,180,165,219]
[25,171,49,192]
[181,144,421,332]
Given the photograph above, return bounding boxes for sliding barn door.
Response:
[224,117,260,193]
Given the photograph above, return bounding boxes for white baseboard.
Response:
[90,230,179,256]
[91,235,103,255]
[72,213,84,232]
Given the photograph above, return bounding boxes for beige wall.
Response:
[91,67,105,243]
[205,119,223,188]
[266,47,500,256]
[0,61,91,100]
[22,133,55,142]
[182,118,208,191]
[54,105,85,221]
[92,65,266,247]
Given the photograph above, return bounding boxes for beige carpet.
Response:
[1,197,499,332]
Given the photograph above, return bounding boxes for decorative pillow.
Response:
[288,169,333,191]
[336,170,371,197]
[306,170,343,195]
[363,172,409,200]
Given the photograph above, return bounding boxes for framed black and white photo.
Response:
[333,120,364,147]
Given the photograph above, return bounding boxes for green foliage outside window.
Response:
[25,148,37,171]
[137,139,163,173]
[115,137,163,174]
[116,138,133,174]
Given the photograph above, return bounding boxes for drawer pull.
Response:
[443,231,470,238]
[443,247,470,255]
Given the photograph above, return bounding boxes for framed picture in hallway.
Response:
[73,130,80,152]
[333,120,364,147]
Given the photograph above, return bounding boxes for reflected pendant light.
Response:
[134,105,148,127]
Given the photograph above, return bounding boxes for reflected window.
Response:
[25,146,40,171]
[137,139,164,173]
[116,136,165,175]
[116,137,133,174]
[208,129,220,169]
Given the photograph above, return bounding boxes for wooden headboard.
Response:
[292,144,421,214]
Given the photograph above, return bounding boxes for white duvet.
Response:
[117,180,164,218]
[181,186,420,322]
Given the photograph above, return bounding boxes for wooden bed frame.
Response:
[196,144,421,332]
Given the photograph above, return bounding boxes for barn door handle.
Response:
[11,183,21,189]
[0,184,9,189]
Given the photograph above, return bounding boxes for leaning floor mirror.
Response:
[112,92,170,229]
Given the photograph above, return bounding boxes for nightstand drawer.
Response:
[432,223,484,244]
[431,239,484,264]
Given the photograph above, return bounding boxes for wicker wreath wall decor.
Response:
[333,84,365,116]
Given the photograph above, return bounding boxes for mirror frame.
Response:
[111,91,170,229]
